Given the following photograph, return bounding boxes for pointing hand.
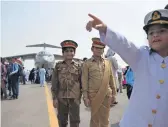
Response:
[86,14,107,34]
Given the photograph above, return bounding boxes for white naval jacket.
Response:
[100,27,168,127]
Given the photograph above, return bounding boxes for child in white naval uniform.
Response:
[86,9,168,127]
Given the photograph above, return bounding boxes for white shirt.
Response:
[39,68,46,80]
[117,65,123,73]
[100,27,168,127]
[106,55,118,78]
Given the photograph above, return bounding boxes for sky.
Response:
[1,0,167,70]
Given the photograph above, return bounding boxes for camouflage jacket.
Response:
[51,60,82,100]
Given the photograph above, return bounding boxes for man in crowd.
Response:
[9,58,19,99]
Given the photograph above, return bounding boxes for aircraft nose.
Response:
[43,56,49,61]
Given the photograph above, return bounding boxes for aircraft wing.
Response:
[2,53,36,60]
[26,43,61,49]
[3,53,80,61]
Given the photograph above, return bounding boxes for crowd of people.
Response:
[0,57,54,100]
[28,67,53,85]
[1,58,23,99]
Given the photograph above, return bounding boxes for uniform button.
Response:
[161,63,166,68]
[159,80,164,84]
[156,94,161,99]
[152,109,157,114]
[148,124,152,127]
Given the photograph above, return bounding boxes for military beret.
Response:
[143,9,168,31]
[92,37,105,48]
[60,40,78,48]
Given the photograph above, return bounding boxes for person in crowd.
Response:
[39,65,46,87]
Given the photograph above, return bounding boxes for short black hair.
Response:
[62,47,76,53]
[12,57,17,60]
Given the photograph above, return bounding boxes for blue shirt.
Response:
[11,62,19,74]
[125,68,134,86]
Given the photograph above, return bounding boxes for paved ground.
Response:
[1,83,128,127]
[73,89,128,127]
[1,84,50,127]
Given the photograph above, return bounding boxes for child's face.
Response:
[91,46,104,57]
[63,47,75,60]
[147,25,168,52]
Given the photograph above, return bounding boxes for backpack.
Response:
[17,64,23,76]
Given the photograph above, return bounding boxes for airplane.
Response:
[3,43,80,68]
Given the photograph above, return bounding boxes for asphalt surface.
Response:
[1,84,49,127]
[1,83,128,127]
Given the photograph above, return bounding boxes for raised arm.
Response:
[100,28,141,69]
[86,14,142,70]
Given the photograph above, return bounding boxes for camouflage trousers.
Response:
[57,98,80,127]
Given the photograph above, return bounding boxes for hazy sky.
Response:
[1,0,167,69]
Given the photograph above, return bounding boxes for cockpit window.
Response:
[36,51,54,58]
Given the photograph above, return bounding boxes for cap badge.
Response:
[152,11,161,20]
